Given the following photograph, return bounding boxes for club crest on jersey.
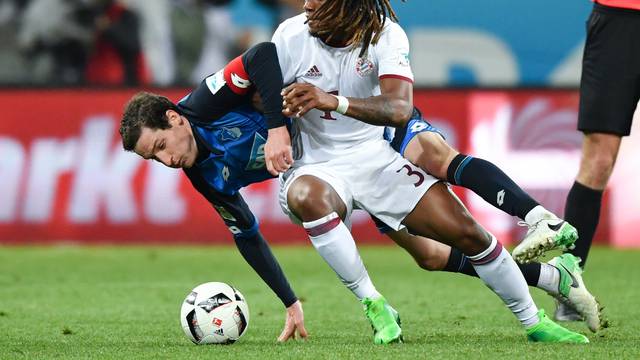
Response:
[219,127,242,141]
[355,57,374,77]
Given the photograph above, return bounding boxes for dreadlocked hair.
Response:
[309,0,400,58]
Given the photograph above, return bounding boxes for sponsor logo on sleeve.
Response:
[205,70,226,95]
[399,52,410,67]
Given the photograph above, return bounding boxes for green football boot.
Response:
[526,309,589,343]
[513,215,578,264]
[548,253,605,332]
[362,296,403,344]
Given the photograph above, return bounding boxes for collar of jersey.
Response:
[190,122,223,164]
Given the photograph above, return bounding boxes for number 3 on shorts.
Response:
[396,164,424,187]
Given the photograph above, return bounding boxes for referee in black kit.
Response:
[558,0,640,320]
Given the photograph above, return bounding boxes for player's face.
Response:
[304,0,327,37]
[134,110,198,169]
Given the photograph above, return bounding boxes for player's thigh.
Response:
[391,117,457,179]
[386,229,451,271]
[350,144,437,232]
[404,131,458,179]
[287,175,347,220]
[402,182,492,255]
[279,167,351,223]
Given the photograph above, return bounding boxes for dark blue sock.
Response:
[446,154,539,220]
[564,181,603,268]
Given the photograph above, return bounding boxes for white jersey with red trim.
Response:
[272,13,414,167]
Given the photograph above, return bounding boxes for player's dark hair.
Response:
[120,92,180,151]
[309,0,400,57]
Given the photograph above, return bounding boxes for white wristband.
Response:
[333,95,349,115]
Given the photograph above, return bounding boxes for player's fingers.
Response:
[277,324,293,342]
[285,91,313,113]
[283,147,293,165]
[281,84,297,97]
[290,96,313,116]
[266,158,278,176]
[297,323,309,338]
[275,153,289,172]
[296,101,316,117]
[287,86,312,103]
[286,92,308,110]
[283,87,303,103]
[282,106,295,117]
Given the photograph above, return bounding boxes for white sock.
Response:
[524,205,555,224]
[468,236,540,328]
[303,212,381,301]
[537,263,561,295]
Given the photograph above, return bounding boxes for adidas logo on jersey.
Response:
[303,65,322,78]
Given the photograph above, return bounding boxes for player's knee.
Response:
[415,134,456,179]
[287,176,340,221]
[455,219,491,256]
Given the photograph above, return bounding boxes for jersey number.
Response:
[396,164,425,187]
[320,91,339,120]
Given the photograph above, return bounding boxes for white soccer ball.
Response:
[180,282,250,344]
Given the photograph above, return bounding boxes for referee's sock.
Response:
[563,181,603,269]
[447,154,540,220]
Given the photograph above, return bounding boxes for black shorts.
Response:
[578,3,640,136]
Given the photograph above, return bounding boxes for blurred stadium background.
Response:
[1,0,640,358]
[1,0,638,247]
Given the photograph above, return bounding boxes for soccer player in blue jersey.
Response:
[120,41,596,343]
[120,42,306,342]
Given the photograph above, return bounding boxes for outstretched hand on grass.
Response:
[277,300,308,342]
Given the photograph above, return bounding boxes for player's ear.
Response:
[165,110,181,126]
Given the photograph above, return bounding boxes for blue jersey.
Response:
[170,43,298,309]
[188,104,274,196]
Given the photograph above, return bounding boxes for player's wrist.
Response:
[332,95,349,115]
[268,125,288,133]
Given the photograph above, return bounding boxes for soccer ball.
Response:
[180,282,250,344]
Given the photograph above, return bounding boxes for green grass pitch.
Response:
[1,246,639,359]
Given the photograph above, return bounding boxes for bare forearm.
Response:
[342,95,413,127]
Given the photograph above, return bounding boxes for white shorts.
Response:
[278,140,439,231]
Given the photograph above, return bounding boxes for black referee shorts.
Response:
[578,3,640,136]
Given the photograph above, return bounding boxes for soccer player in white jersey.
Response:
[270,0,589,345]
